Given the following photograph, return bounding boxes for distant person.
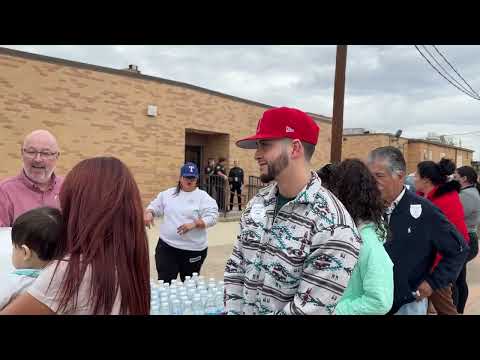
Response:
[214,157,228,211]
[228,160,244,211]
[332,159,394,315]
[145,162,219,283]
[1,157,151,315]
[415,158,469,315]
[0,130,63,227]
[453,166,480,313]
[367,147,468,315]
[204,158,215,194]
[0,207,63,310]
[316,163,338,190]
[224,107,361,315]
[404,173,416,192]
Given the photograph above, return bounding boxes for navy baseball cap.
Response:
[180,162,199,178]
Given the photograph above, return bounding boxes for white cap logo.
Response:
[189,166,194,172]
[286,126,294,133]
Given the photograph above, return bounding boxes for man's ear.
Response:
[290,139,303,159]
[21,245,33,261]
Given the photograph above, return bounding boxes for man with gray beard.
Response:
[0,130,63,227]
[224,107,361,315]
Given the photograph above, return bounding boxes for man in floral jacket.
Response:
[224,107,361,315]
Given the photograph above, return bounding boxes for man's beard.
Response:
[260,150,289,183]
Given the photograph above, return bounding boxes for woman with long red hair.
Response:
[0,157,150,315]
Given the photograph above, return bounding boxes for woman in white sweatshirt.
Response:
[144,162,219,283]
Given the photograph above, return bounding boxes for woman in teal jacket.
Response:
[328,159,394,315]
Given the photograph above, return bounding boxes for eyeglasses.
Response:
[22,149,58,160]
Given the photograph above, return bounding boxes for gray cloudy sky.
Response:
[4,45,480,159]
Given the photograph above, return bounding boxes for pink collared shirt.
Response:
[0,171,63,227]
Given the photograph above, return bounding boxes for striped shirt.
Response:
[224,171,361,315]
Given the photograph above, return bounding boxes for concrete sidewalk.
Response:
[147,220,480,314]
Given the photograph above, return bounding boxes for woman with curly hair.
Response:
[331,159,394,315]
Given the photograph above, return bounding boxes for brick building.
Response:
[342,132,474,174]
[0,47,332,206]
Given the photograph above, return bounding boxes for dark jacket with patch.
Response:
[385,189,468,314]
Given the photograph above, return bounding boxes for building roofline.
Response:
[343,132,474,152]
[343,132,408,140]
[408,138,474,152]
[0,46,332,124]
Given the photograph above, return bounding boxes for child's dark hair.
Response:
[11,207,63,261]
[316,163,338,190]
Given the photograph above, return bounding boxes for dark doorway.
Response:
[185,145,203,186]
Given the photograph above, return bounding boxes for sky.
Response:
[3,45,480,159]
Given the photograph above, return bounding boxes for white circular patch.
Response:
[250,203,266,225]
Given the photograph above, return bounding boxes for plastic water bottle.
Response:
[171,279,177,286]
[180,296,189,309]
[205,293,217,315]
[192,272,199,285]
[183,300,194,315]
[215,290,225,315]
[192,295,204,315]
[158,301,170,315]
[158,280,164,286]
[150,299,159,315]
[171,299,182,315]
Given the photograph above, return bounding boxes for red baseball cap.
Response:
[236,107,320,149]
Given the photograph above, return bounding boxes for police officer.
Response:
[204,158,215,195]
[228,160,244,211]
[214,157,228,211]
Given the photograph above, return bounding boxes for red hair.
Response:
[55,157,150,314]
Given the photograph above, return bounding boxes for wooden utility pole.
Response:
[330,45,348,163]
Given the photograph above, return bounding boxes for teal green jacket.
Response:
[335,223,394,315]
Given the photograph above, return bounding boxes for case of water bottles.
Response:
[149,273,225,315]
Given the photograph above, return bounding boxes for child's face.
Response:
[11,245,27,269]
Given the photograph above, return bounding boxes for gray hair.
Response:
[368,146,406,175]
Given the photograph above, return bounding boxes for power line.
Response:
[421,45,478,98]
[414,45,480,100]
[432,45,480,98]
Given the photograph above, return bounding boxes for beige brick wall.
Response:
[342,134,472,174]
[342,134,409,166]
[407,142,472,174]
[0,50,332,206]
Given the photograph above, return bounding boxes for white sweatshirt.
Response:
[147,187,219,251]
[0,269,40,310]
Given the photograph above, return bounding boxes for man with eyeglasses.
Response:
[0,130,63,227]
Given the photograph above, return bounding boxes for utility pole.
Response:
[330,45,348,163]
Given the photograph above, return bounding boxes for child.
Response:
[0,207,63,309]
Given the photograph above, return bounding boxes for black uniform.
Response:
[204,164,215,195]
[214,163,227,211]
[385,189,468,314]
[228,166,244,211]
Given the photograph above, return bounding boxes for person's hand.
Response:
[415,281,433,301]
[144,210,155,229]
[177,222,196,235]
